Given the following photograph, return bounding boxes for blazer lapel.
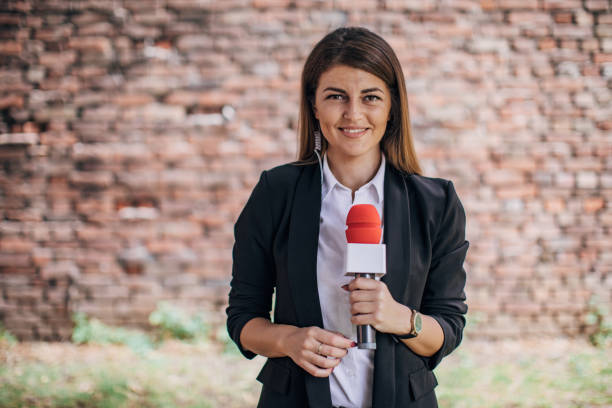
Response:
[288,163,324,328]
[382,165,412,304]
[372,164,412,408]
[287,163,331,408]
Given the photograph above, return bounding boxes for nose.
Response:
[343,99,363,120]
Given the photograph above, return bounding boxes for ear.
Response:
[312,104,319,120]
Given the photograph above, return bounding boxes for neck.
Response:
[326,149,382,196]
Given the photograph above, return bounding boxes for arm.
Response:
[227,171,353,376]
[346,180,468,367]
[345,279,444,357]
[226,171,276,359]
[240,317,354,377]
[418,180,469,370]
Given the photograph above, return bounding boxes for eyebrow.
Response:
[322,87,385,94]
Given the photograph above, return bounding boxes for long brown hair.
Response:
[296,27,422,175]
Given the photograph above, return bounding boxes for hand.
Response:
[280,326,355,378]
[344,277,411,334]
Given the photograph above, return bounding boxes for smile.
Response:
[339,128,368,137]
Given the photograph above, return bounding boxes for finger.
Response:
[309,352,341,369]
[317,330,355,349]
[302,360,334,378]
[348,277,380,291]
[351,313,376,326]
[351,301,377,315]
[318,343,349,359]
[349,290,379,303]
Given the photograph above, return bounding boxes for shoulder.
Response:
[237,162,310,227]
[396,171,464,219]
[264,161,307,183]
[406,174,452,202]
[262,161,315,192]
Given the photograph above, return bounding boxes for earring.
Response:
[314,129,322,152]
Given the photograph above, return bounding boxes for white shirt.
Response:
[317,153,386,408]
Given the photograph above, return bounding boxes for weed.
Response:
[585,296,612,348]
[148,301,209,341]
[0,322,17,346]
[71,312,154,354]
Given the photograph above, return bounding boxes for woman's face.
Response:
[313,64,392,164]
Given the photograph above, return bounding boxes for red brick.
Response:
[542,0,582,9]
[0,253,31,267]
[41,262,80,280]
[544,198,566,213]
[68,37,113,56]
[553,12,573,23]
[584,197,605,213]
[0,237,34,253]
[504,302,542,314]
[585,0,609,11]
[32,248,53,267]
[490,0,539,10]
[252,0,292,7]
[69,171,114,188]
[596,25,612,37]
[0,41,22,55]
[508,12,552,24]
[0,94,24,109]
[485,169,525,186]
[594,53,612,63]
[112,93,155,107]
[538,37,557,50]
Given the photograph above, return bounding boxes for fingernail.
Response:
[341,284,349,291]
[351,342,357,347]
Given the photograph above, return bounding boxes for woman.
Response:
[227,27,468,408]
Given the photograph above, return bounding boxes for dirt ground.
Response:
[1,337,610,407]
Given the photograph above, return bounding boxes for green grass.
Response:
[0,348,214,408]
[1,339,609,408]
[434,343,612,408]
[0,308,610,408]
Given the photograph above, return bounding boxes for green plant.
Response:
[148,301,209,341]
[585,296,612,348]
[0,322,17,346]
[0,358,214,408]
[71,312,154,354]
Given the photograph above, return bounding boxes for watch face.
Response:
[414,313,423,333]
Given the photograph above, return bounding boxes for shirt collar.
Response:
[322,153,386,203]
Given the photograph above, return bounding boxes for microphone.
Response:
[344,204,386,350]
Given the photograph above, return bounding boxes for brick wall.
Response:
[0,0,610,340]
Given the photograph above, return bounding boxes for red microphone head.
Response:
[345,204,382,244]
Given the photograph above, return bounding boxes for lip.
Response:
[339,127,369,138]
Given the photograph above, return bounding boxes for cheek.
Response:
[318,110,337,127]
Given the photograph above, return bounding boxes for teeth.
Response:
[343,128,366,133]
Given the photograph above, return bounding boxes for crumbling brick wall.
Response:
[0,0,610,340]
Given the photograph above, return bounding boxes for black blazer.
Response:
[227,161,469,408]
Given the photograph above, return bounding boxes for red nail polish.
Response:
[351,342,357,347]
[341,284,349,291]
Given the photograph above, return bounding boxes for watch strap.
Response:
[395,308,418,339]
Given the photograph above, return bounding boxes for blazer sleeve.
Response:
[420,180,469,371]
[226,171,276,359]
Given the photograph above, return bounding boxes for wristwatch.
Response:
[395,308,422,339]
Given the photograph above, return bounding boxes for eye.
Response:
[326,94,345,101]
[364,95,381,102]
